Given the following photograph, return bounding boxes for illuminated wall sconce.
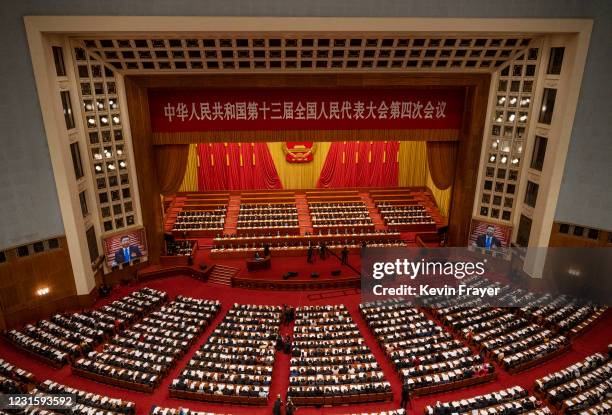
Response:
[36,287,50,296]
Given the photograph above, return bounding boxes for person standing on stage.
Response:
[272,394,282,415]
[307,245,314,263]
[341,246,349,265]
[286,397,296,415]
[400,382,411,408]
[263,242,270,257]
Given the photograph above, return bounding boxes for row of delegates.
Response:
[425,386,548,415]
[315,228,397,236]
[309,201,366,208]
[377,204,427,212]
[173,207,226,232]
[287,305,392,403]
[3,287,166,367]
[430,281,570,372]
[385,216,435,225]
[360,299,494,396]
[344,411,406,415]
[0,358,36,390]
[0,374,24,394]
[175,217,225,224]
[0,360,33,394]
[312,218,374,228]
[170,304,282,404]
[73,294,218,391]
[240,203,296,213]
[311,216,373,225]
[150,407,231,415]
[309,204,370,214]
[312,214,372,222]
[534,352,612,413]
[177,207,226,218]
[238,211,298,219]
[237,218,299,228]
[173,220,225,231]
[165,240,196,256]
[36,379,136,415]
[523,295,607,336]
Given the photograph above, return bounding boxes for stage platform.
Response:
[154,187,447,290]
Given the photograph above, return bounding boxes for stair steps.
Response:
[223,194,241,235]
[208,264,239,286]
[294,193,313,235]
[360,192,387,231]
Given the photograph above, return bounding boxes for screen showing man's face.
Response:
[121,237,129,248]
[486,226,495,237]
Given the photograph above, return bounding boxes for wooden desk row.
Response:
[373,198,417,205]
[387,223,437,232]
[410,372,497,397]
[290,391,392,406]
[184,198,229,205]
[241,196,296,204]
[505,343,571,374]
[172,228,223,238]
[213,232,401,245]
[210,246,362,259]
[312,224,375,233]
[71,366,157,393]
[306,190,359,197]
[232,276,360,291]
[169,388,267,405]
[181,204,227,211]
[2,336,69,369]
[306,195,362,202]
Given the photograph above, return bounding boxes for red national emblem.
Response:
[283,142,317,163]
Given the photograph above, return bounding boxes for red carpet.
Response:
[1,275,610,415]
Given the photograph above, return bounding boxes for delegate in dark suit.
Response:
[475,226,502,250]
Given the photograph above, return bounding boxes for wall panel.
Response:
[0,237,96,329]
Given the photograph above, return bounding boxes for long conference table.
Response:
[210,244,406,259]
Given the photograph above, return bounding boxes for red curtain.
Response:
[196,143,282,190]
[426,141,458,190]
[317,141,399,188]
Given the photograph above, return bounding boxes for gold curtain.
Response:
[426,170,452,217]
[398,141,428,186]
[154,144,190,195]
[426,141,458,190]
[267,142,331,189]
[178,144,199,192]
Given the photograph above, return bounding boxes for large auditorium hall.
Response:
[1,2,611,415]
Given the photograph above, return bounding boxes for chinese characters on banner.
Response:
[148,88,464,132]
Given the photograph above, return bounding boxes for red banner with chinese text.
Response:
[148,88,464,132]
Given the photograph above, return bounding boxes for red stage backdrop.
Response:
[318,141,399,188]
[196,142,282,190]
[149,88,464,132]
